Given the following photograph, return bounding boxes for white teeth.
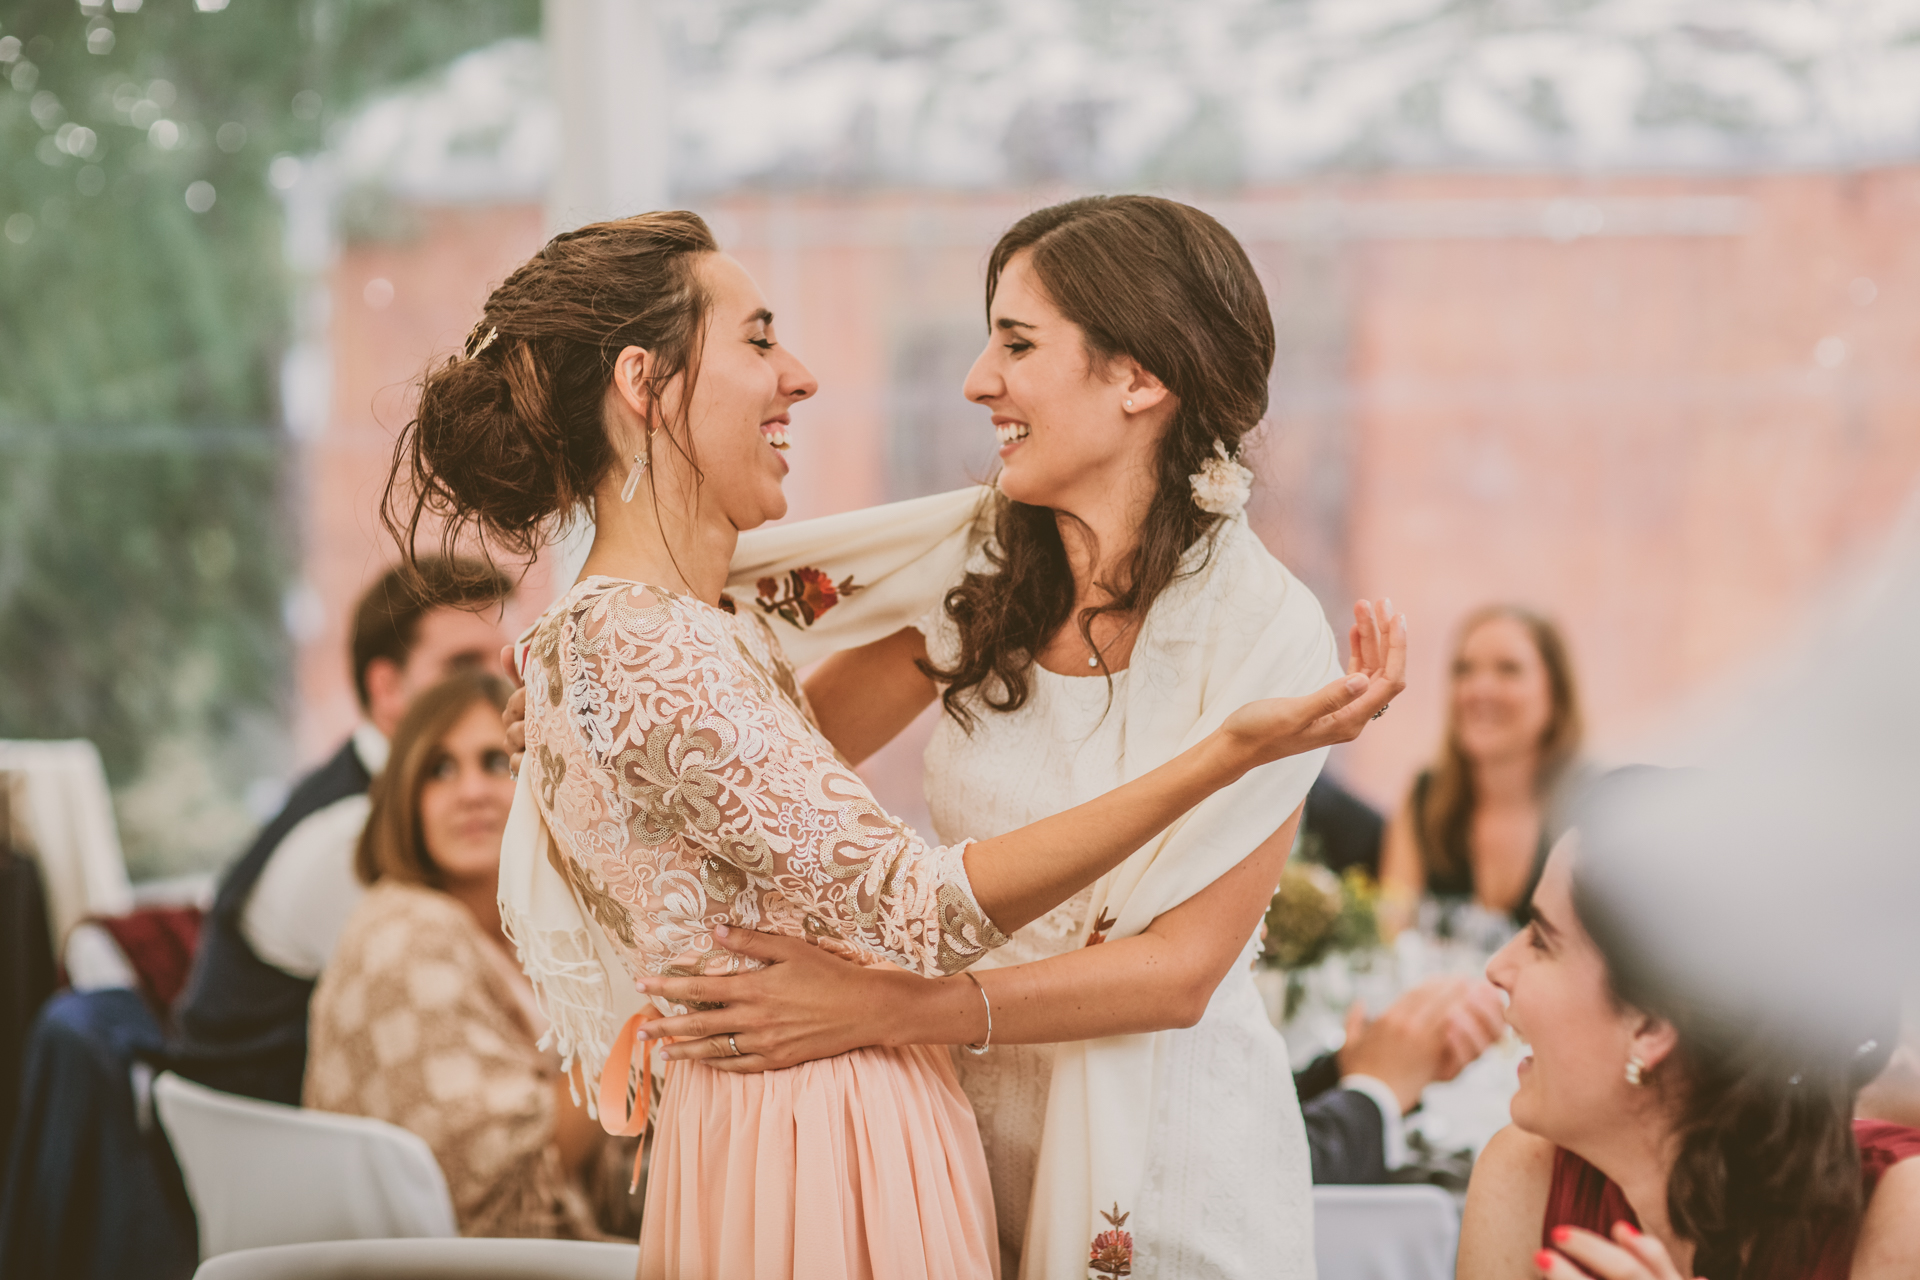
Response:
[765,426,790,450]
[995,422,1030,445]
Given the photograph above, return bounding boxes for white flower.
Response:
[1188,441,1253,516]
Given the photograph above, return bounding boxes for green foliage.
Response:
[0,0,537,874]
[1261,848,1381,972]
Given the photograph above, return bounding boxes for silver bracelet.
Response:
[961,971,993,1056]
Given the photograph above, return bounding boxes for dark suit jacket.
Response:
[1295,1051,1390,1185]
[166,738,371,1104]
[1303,775,1386,880]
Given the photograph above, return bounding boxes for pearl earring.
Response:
[1625,1053,1646,1087]
[1125,398,1134,410]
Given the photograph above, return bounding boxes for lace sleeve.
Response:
[542,583,1007,977]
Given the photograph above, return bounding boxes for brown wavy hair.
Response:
[1417,605,1583,883]
[381,211,718,579]
[356,669,513,888]
[921,196,1276,727]
[1569,767,1891,1279]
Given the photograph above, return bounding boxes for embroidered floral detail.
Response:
[1089,1203,1134,1277]
[530,623,565,707]
[535,743,568,811]
[1085,908,1118,947]
[544,835,636,949]
[935,880,1010,972]
[612,717,730,846]
[696,855,747,907]
[755,566,861,628]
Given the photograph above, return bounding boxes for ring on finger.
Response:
[1372,704,1390,720]
[727,1034,742,1057]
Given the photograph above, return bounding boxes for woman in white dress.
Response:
[630,196,1407,1278]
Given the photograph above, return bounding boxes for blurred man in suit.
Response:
[167,557,511,1103]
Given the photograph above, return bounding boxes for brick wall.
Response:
[298,173,1920,823]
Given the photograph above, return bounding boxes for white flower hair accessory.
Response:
[1189,440,1253,516]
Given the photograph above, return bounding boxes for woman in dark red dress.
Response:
[1458,770,1920,1279]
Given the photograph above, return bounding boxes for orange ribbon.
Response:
[597,1007,673,1192]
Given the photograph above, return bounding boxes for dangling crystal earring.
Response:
[1625,1053,1646,1087]
[619,450,648,503]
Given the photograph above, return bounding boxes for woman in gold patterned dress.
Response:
[383,211,1401,1280]
[306,671,636,1239]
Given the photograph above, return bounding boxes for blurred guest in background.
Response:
[305,672,632,1240]
[1302,773,1386,879]
[1297,974,1505,1184]
[1379,606,1589,937]
[1459,781,1919,1279]
[167,557,510,1104]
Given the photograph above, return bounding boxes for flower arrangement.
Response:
[1261,855,1382,1020]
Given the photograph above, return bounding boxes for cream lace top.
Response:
[519,577,1007,999]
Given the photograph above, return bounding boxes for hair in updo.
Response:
[382,211,718,577]
[920,196,1276,728]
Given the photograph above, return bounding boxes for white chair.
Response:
[190,1238,641,1280]
[152,1071,458,1257]
[1314,1184,1460,1280]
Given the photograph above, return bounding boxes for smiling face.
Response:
[1451,613,1556,765]
[1486,840,1662,1150]
[961,250,1167,512]
[416,700,515,891]
[641,252,817,532]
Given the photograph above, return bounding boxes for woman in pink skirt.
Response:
[385,211,1402,1279]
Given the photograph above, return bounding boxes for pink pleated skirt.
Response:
[639,1043,1000,1280]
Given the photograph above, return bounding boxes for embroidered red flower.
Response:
[755,566,861,629]
[1089,1203,1133,1277]
[1085,909,1118,947]
[792,567,838,621]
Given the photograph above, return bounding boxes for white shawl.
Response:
[498,485,1339,1273]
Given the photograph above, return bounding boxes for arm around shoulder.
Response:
[1457,1124,1557,1280]
[802,626,938,765]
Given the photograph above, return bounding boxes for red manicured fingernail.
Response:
[1535,1250,1556,1274]
[1616,1221,1640,1239]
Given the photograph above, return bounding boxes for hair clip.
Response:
[465,325,500,359]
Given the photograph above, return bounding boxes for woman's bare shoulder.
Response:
[1474,1124,1558,1193]
[1458,1125,1557,1278]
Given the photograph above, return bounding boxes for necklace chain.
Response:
[1083,616,1137,668]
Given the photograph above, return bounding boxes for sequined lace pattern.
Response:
[520,578,1006,1007]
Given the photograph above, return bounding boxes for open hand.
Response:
[1220,598,1406,768]
[1538,1224,1700,1280]
[631,926,910,1073]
